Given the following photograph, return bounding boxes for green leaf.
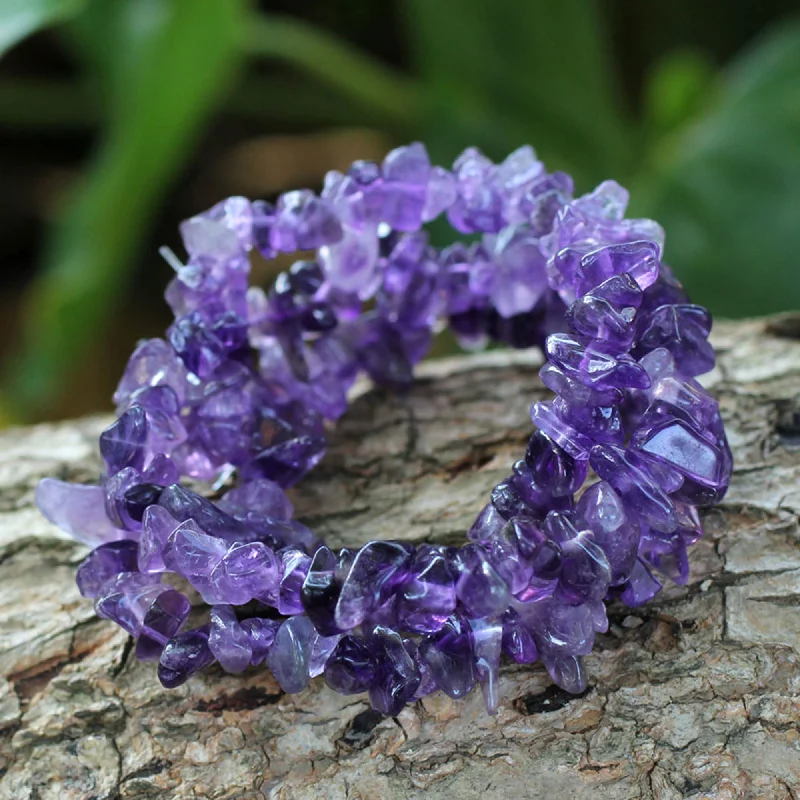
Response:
[4,0,246,418]
[0,0,85,58]
[244,13,419,128]
[642,49,716,138]
[635,19,800,317]
[403,0,633,188]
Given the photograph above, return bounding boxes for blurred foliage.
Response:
[0,0,799,421]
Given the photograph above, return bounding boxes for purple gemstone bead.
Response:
[209,605,252,673]
[309,632,342,678]
[632,403,728,497]
[590,444,677,533]
[135,588,191,661]
[575,240,660,298]
[335,541,413,630]
[245,436,327,488]
[138,505,178,573]
[454,544,511,618]
[270,190,343,252]
[76,540,139,599]
[129,385,186,453]
[368,626,421,716]
[530,401,593,459]
[324,635,376,695]
[639,528,690,585]
[419,614,475,700]
[447,148,506,234]
[279,549,311,615]
[543,653,587,694]
[158,484,249,541]
[576,481,638,585]
[501,608,538,664]
[104,467,144,531]
[241,617,280,666]
[546,333,650,391]
[397,545,456,633]
[566,272,642,348]
[318,225,379,297]
[539,362,623,408]
[422,166,457,222]
[100,406,148,476]
[525,430,587,497]
[158,624,215,688]
[636,304,715,377]
[94,572,166,636]
[301,546,352,636]
[381,142,430,232]
[265,615,316,693]
[557,531,612,605]
[218,480,293,521]
[113,338,189,407]
[620,558,663,606]
[484,522,533,595]
[212,541,280,606]
[470,616,503,713]
[36,479,126,547]
[554,397,624,445]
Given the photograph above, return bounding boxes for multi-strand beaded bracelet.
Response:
[36,143,731,716]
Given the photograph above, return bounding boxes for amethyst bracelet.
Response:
[36,143,732,716]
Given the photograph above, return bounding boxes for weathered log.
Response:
[1,316,800,800]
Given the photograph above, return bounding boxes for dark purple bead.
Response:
[335,541,413,630]
[620,558,663,606]
[525,430,587,497]
[576,481,638,585]
[123,483,164,524]
[288,260,325,296]
[76,540,139,599]
[158,484,249,541]
[454,543,511,618]
[590,444,677,533]
[367,626,421,716]
[279,549,311,614]
[546,333,650,391]
[158,625,215,688]
[419,614,475,700]
[324,635,376,695]
[135,589,191,661]
[491,481,530,520]
[241,617,280,666]
[636,304,715,377]
[245,436,327,488]
[501,608,538,664]
[301,546,352,636]
[100,406,148,476]
[566,272,642,348]
[397,545,456,633]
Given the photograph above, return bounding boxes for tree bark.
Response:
[1,316,800,800]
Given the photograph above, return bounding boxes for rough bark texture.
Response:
[1,316,800,800]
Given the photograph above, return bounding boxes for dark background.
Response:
[1,0,798,423]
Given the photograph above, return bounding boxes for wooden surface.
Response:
[1,316,800,799]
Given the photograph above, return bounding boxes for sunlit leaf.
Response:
[635,19,800,317]
[642,49,717,138]
[0,0,85,58]
[4,0,247,418]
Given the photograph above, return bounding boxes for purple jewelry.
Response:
[36,143,732,715]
